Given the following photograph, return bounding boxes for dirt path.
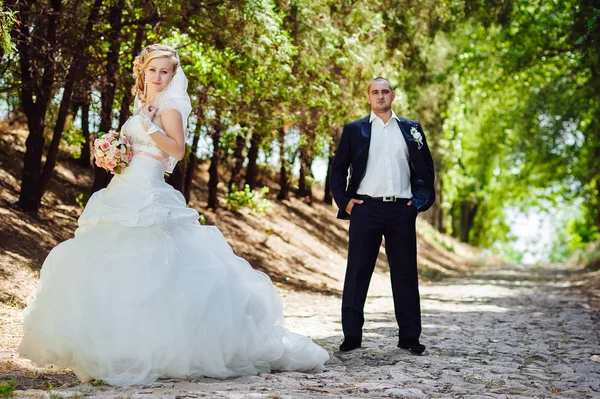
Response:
[6,263,600,398]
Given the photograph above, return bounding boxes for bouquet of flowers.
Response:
[93,129,133,174]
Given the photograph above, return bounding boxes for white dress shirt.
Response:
[356,110,412,198]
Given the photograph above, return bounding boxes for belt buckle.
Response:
[382,196,396,202]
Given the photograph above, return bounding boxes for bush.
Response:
[226,184,273,214]
[575,240,600,270]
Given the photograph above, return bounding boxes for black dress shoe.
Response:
[397,339,426,355]
[339,337,361,352]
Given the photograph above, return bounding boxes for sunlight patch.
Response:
[422,301,509,313]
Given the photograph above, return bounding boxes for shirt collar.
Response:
[370,110,400,123]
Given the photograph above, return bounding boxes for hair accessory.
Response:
[143,77,147,101]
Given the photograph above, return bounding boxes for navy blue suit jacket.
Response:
[330,115,435,220]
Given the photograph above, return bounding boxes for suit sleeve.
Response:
[414,122,435,211]
[418,123,435,187]
[330,123,353,213]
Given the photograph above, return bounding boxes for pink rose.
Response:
[100,141,110,151]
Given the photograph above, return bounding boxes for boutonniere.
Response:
[410,126,423,149]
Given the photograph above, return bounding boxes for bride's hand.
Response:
[142,105,158,120]
[140,105,158,132]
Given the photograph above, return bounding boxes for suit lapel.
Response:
[396,118,413,144]
[396,117,418,159]
[358,116,372,155]
[354,116,371,182]
[360,116,371,140]
[396,117,428,174]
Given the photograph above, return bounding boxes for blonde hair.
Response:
[132,44,179,101]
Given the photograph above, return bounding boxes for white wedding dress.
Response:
[19,114,329,386]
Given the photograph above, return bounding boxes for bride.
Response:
[18,44,329,386]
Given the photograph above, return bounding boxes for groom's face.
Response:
[366,81,395,113]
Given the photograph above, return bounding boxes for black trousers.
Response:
[341,198,421,342]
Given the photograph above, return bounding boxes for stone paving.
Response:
[12,263,600,398]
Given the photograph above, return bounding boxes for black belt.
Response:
[356,194,409,203]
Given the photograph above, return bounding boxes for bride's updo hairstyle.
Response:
[132,44,180,102]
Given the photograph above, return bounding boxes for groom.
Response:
[330,77,435,354]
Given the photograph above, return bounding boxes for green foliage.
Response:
[61,127,87,160]
[226,184,273,214]
[436,0,600,257]
[4,0,600,258]
[567,217,599,251]
[0,379,15,398]
[76,193,88,208]
[550,201,600,263]
[62,128,86,147]
[496,243,525,264]
[0,1,15,54]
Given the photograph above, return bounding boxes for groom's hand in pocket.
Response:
[407,199,418,215]
[346,199,364,215]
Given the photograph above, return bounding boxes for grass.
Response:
[0,379,15,398]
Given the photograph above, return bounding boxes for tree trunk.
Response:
[297,147,313,202]
[436,176,445,232]
[90,152,111,197]
[19,113,45,213]
[324,129,341,204]
[277,127,290,201]
[459,200,479,243]
[118,24,145,128]
[207,111,222,210]
[244,132,261,190]
[323,152,334,204]
[37,0,103,198]
[184,123,202,202]
[39,84,73,196]
[595,178,600,233]
[16,0,61,213]
[91,0,125,194]
[78,96,92,168]
[167,161,185,193]
[228,125,247,193]
[298,148,307,197]
[184,94,206,202]
[425,151,444,232]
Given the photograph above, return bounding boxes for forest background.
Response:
[0,0,599,266]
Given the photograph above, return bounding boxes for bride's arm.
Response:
[148,109,186,160]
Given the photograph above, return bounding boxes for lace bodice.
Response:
[121,115,169,159]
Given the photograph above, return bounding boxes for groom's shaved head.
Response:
[367,77,393,93]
